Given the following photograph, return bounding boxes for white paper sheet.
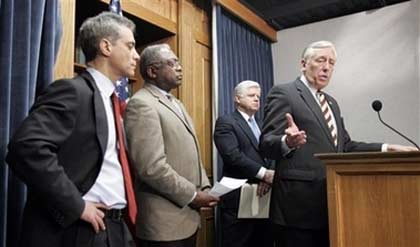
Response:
[208,177,247,197]
[237,183,271,218]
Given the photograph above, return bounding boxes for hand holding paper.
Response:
[209,177,247,197]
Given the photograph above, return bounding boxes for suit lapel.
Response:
[144,84,195,134]
[81,72,108,156]
[295,79,336,149]
[233,111,259,150]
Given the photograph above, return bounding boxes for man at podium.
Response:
[259,40,417,247]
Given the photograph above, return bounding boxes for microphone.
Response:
[371,100,420,150]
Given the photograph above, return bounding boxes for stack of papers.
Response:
[208,177,247,197]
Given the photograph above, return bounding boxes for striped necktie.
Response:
[317,91,338,146]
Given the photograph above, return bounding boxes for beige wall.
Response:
[272,0,420,145]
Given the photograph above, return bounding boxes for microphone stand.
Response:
[376,111,420,150]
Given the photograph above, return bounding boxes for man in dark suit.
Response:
[6,12,140,247]
[214,80,274,247]
[260,40,417,247]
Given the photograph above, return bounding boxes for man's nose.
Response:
[134,50,140,61]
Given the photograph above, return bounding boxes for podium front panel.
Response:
[319,152,420,247]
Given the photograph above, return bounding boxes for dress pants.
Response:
[221,208,274,247]
[273,224,329,247]
[62,210,134,247]
[137,232,197,247]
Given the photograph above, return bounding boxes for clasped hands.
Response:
[189,189,219,209]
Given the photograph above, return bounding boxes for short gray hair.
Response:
[139,44,171,80]
[78,12,136,62]
[234,80,260,98]
[301,40,337,62]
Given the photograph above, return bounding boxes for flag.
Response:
[109,0,129,114]
[109,0,122,15]
[115,77,129,113]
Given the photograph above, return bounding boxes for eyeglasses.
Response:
[148,58,181,69]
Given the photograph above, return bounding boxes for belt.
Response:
[103,208,126,221]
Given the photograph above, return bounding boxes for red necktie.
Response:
[111,93,137,227]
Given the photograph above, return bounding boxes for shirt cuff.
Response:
[187,191,197,206]
[381,143,388,152]
[256,167,267,180]
[281,135,295,155]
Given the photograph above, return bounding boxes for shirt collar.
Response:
[147,83,172,98]
[237,109,254,122]
[300,74,318,96]
[87,67,115,98]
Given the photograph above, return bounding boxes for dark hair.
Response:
[78,12,135,62]
[139,44,171,80]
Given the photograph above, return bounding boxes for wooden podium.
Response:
[317,152,420,247]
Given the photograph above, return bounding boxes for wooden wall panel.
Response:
[121,0,177,33]
[178,2,214,246]
[178,0,212,178]
[54,0,75,79]
[128,0,178,22]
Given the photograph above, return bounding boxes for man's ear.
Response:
[98,38,112,57]
[300,59,307,72]
[146,66,157,79]
[234,95,241,105]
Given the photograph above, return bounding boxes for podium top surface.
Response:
[315,151,420,165]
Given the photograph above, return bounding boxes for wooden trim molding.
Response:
[100,0,177,34]
[216,0,277,42]
[54,0,75,79]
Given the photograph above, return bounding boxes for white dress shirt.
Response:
[82,68,126,209]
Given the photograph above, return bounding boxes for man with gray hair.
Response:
[260,40,416,247]
[124,43,218,247]
[6,12,140,247]
[214,80,274,247]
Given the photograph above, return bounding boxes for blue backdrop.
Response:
[214,5,274,247]
[215,5,274,180]
[0,1,62,246]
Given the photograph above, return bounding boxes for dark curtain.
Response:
[0,1,62,247]
[214,5,274,247]
[215,5,274,180]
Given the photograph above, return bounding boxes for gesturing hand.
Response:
[284,113,307,149]
[80,201,109,233]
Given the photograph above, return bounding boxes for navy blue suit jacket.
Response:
[214,110,271,209]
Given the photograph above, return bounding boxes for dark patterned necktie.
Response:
[317,91,337,146]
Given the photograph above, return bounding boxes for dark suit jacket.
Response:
[214,110,271,209]
[6,72,107,247]
[260,78,382,229]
